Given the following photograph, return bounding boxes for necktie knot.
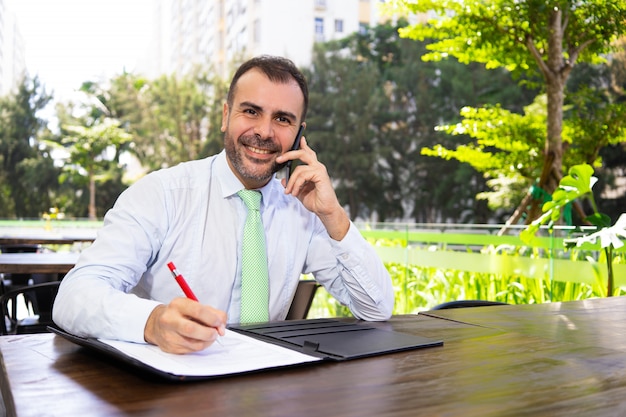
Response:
[238,189,262,211]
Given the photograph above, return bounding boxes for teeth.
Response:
[248,146,271,155]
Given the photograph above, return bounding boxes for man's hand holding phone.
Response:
[276,132,350,242]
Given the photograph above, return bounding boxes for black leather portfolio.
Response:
[50,319,442,381]
[229,318,443,361]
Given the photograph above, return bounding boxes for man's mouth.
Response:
[245,145,273,155]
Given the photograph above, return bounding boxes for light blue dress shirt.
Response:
[53,151,394,343]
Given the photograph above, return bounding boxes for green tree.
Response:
[386,0,626,222]
[423,96,548,213]
[305,42,389,220]
[101,68,226,172]
[0,76,56,218]
[50,67,229,217]
[307,20,536,222]
[567,48,626,224]
[58,119,132,219]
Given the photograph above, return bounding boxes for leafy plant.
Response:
[521,163,624,296]
[385,0,626,225]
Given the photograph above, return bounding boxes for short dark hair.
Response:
[227,55,309,122]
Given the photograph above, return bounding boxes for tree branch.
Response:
[526,35,553,81]
[567,38,596,68]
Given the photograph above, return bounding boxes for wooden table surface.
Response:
[3,298,626,417]
[0,252,80,274]
[421,296,626,351]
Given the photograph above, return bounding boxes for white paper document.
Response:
[99,329,321,377]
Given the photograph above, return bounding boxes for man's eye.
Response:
[244,108,257,116]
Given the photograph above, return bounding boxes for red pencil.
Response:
[167,261,199,301]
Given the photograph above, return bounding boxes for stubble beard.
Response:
[224,130,282,183]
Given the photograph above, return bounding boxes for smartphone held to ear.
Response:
[275,124,305,183]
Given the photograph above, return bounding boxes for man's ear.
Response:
[221,103,229,132]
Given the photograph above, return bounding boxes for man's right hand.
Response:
[144,297,227,354]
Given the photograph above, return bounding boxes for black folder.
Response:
[229,318,443,361]
[50,319,442,381]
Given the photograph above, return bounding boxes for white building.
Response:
[0,0,25,95]
[139,0,387,79]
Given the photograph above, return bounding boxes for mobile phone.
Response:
[276,124,305,182]
[285,124,305,182]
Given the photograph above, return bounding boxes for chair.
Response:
[0,281,61,335]
[430,300,509,310]
[286,280,320,320]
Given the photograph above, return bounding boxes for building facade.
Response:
[140,0,387,79]
[0,0,25,95]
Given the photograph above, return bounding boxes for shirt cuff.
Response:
[113,297,163,344]
[329,222,364,265]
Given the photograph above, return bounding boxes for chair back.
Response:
[430,300,509,310]
[0,281,61,335]
[286,280,320,320]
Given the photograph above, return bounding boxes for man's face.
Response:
[221,68,305,190]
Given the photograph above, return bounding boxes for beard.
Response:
[224,130,283,183]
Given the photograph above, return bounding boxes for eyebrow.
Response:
[239,101,298,123]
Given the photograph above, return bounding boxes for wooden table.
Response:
[421,296,626,352]
[3,298,626,416]
[0,252,79,275]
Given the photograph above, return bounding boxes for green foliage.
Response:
[61,119,132,175]
[0,75,56,218]
[307,20,536,222]
[422,96,548,211]
[42,67,228,218]
[564,85,626,166]
[521,164,603,242]
[101,69,227,171]
[310,259,615,317]
[55,118,132,219]
[521,163,624,296]
[422,81,626,213]
[305,41,388,220]
[385,0,626,79]
[309,237,625,318]
[2,18,625,224]
[385,0,626,222]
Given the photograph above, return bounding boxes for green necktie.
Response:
[237,190,269,323]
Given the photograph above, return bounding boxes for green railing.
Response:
[359,223,626,287]
[312,222,626,318]
[2,219,624,316]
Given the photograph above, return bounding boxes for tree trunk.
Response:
[501,9,571,231]
[541,14,566,193]
[88,171,97,220]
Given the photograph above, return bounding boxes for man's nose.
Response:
[253,118,274,139]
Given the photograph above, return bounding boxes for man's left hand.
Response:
[276,137,350,241]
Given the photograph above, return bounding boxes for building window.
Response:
[314,0,327,9]
[315,17,324,42]
[335,19,343,33]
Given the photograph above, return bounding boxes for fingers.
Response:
[144,298,228,354]
[281,137,324,192]
[277,136,315,174]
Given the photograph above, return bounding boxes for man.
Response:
[53,55,394,354]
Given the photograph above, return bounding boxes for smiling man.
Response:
[53,56,394,354]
